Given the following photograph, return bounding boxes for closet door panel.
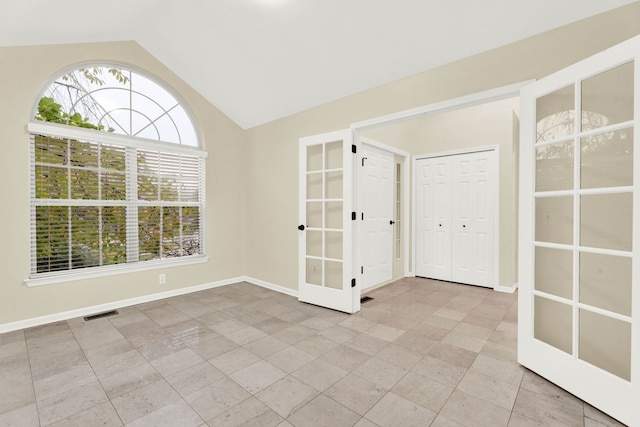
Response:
[415,157,451,280]
[451,150,495,287]
[433,159,452,280]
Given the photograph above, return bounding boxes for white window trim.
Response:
[27,120,208,286]
[25,255,209,287]
[27,122,208,159]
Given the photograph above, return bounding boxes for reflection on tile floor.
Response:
[0,278,627,426]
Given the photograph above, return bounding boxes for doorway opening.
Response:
[353,81,526,294]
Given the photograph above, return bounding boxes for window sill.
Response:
[24,256,209,287]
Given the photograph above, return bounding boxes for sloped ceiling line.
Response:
[1,0,636,129]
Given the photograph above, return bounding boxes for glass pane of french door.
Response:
[533,61,634,379]
[305,140,344,289]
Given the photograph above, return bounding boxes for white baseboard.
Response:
[0,276,297,334]
[494,282,518,294]
[242,276,299,298]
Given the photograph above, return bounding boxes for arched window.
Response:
[27,65,206,283]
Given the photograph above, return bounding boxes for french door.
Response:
[519,35,640,425]
[298,130,359,313]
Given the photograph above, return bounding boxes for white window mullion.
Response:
[199,157,206,256]
[67,205,72,270]
[179,207,184,256]
[156,152,162,201]
[129,73,133,136]
[126,146,139,263]
[98,206,103,267]
[159,206,164,259]
[97,142,103,201]
[97,144,103,266]
[66,138,71,200]
[178,155,184,256]
[178,154,183,202]
[29,135,37,274]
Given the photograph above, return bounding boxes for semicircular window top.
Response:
[35,66,198,146]
[27,65,207,285]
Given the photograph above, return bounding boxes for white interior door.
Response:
[451,150,496,287]
[415,156,452,280]
[360,144,394,289]
[298,129,359,313]
[519,35,640,425]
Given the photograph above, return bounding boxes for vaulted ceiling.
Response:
[1,0,636,129]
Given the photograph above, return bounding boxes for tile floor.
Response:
[0,277,627,426]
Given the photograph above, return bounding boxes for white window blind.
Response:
[29,130,206,278]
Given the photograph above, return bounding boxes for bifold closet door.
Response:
[415,151,495,287]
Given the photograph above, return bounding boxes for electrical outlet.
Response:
[159,273,166,284]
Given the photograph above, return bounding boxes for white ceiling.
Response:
[1,0,636,129]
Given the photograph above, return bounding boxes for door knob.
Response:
[390,220,395,225]
[463,225,466,228]
[298,225,305,231]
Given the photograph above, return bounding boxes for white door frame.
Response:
[358,137,410,288]
[351,80,532,283]
[414,146,500,289]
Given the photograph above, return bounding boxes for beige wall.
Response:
[2,3,640,326]
[244,2,640,291]
[363,98,519,287]
[0,41,246,325]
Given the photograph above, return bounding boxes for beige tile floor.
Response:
[0,278,627,426]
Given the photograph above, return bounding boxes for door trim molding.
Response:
[413,146,500,289]
[351,80,534,132]
[360,136,410,157]
[415,145,498,161]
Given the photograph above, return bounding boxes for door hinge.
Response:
[361,266,363,274]
[351,278,356,288]
[361,212,364,220]
[352,144,357,154]
[352,212,356,220]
